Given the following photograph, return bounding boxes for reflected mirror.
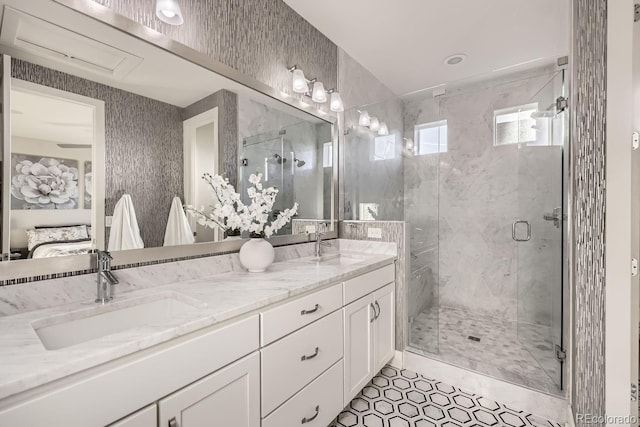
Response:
[0,1,335,262]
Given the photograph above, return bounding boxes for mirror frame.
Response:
[0,0,339,281]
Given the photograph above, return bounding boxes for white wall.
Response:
[605,0,637,421]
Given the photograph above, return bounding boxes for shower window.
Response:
[494,103,538,146]
[372,135,396,161]
[414,120,448,155]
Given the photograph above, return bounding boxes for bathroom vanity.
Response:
[0,244,397,427]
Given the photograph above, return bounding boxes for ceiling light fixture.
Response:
[155,0,184,25]
[378,122,389,136]
[444,53,467,66]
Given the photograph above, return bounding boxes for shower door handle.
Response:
[512,220,531,242]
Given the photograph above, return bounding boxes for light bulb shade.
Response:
[292,69,308,93]
[369,117,380,132]
[358,110,371,127]
[405,139,414,151]
[378,122,389,136]
[311,82,327,103]
[330,91,344,112]
[156,0,184,25]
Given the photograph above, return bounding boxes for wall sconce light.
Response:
[156,0,184,25]
[405,138,415,151]
[358,110,371,126]
[327,89,344,112]
[378,122,389,136]
[288,65,343,109]
[369,117,380,132]
[311,81,327,103]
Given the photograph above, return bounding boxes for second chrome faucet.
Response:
[95,250,119,304]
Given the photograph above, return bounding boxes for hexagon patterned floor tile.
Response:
[328,366,562,427]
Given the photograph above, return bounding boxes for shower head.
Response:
[273,154,287,164]
[293,158,306,167]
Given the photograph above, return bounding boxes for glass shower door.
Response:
[515,70,566,391]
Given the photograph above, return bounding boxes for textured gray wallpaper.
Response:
[572,0,607,421]
[12,59,184,248]
[183,89,239,187]
[90,0,338,109]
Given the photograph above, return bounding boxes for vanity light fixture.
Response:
[288,65,343,108]
[327,89,344,112]
[155,0,184,25]
[378,122,389,136]
[405,138,415,153]
[369,117,380,132]
[289,66,309,94]
[311,81,327,103]
[358,110,371,127]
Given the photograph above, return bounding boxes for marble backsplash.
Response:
[0,239,396,317]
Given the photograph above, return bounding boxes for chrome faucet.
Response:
[315,222,331,258]
[95,250,119,304]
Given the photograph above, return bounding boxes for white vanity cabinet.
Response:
[108,405,157,427]
[158,352,260,427]
[343,266,396,405]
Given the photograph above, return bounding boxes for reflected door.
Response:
[515,70,566,391]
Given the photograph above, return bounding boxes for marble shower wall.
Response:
[403,70,563,325]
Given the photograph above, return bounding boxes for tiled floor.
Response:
[329,366,562,427]
[408,306,562,396]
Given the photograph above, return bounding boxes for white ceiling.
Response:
[283,0,570,95]
[11,89,93,145]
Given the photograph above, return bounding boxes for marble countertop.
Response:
[0,250,395,401]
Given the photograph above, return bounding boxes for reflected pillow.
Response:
[26,225,89,251]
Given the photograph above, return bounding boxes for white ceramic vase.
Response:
[239,238,275,272]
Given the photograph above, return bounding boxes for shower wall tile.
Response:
[571,0,607,420]
[339,221,408,350]
[403,72,561,323]
[90,0,337,114]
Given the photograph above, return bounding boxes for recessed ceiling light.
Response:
[444,54,467,66]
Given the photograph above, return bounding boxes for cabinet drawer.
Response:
[261,310,343,416]
[108,405,156,427]
[261,283,342,345]
[262,360,343,427]
[343,264,395,304]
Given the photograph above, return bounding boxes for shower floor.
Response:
[408,306,562,396]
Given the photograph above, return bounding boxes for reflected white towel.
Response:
[108,194,144,251]
[164,196,195,246]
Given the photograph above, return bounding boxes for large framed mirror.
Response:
[0,0,337,280]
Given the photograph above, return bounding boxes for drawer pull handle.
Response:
[301,304,320,315]
[168,417,178,427]
[370,303,376,323]
[301,405,320,424]
[301,347,319,361]
[374,301,381,320]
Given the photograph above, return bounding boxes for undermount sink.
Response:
[32,294,200,351]
[305,253,365,266]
